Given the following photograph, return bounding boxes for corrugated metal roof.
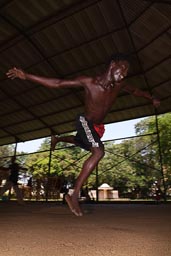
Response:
[0,0,170,146]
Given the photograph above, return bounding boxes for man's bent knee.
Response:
[91,146,105,160]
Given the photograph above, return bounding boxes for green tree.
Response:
[0,145,14,166]
[135,113,171,196]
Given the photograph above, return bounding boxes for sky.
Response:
[16,117,144,153]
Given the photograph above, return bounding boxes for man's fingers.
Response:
[6,71,16,79]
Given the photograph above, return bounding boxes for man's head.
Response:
[109,53,130,83]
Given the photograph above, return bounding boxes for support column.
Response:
[155,113,167,201]
[46,141,52,202]
[95,165,99,202]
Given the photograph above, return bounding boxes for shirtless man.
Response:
[6,53,160,216]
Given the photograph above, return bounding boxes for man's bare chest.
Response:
[89,84,122,103]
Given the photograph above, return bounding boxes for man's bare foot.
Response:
[65,194,83,217]
[51,135,59,151]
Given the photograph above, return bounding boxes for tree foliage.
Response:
[0,145,14,166]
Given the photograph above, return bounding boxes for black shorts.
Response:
[74,115,103,151]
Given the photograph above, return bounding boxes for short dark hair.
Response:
[109,53,130,64]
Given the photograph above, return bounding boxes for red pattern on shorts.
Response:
[93,124,105,138]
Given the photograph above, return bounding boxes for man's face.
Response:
[112,60,129,82]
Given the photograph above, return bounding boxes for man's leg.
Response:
[65,146,104,216]
[13,184,25,205]
[51,135,76,151]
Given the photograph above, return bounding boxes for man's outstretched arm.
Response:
[6,67,85,89]
[123,84,160,108]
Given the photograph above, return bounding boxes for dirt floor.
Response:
[0,201,171,256]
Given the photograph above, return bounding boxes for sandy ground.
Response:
[0,201,171,256]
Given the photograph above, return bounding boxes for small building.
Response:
[98,183,119,200]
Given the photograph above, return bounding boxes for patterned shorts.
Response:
[74,115,104,151]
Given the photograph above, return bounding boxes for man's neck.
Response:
[95,72,111,89]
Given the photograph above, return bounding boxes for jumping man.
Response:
[6,53,160,216]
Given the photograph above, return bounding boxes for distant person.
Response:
[0,156,24,205]
[26,176,33,200]
[6,53,160,215]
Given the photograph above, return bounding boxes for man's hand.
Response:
[6,67,26,80]
[152,97,160,108]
